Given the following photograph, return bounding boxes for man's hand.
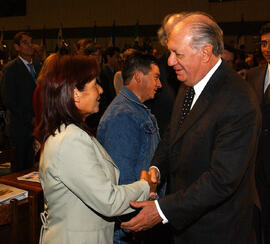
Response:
[121,200,162,232]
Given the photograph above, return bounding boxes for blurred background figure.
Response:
[1,31,41,170]
[32,43,44,66]
[113,48,139,95]
[245,54,256,69]
[100,46,121,107]
[83,42,103,67]
[146,13,185,138]
[75,38,92,55]
[246,22,270,244]
[222,45,235,68]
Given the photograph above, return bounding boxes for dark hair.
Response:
[260,23,270,35]
[122,53,158,85]
[34,54,99,146]
[83,43,101,56]
[223,44,235,54]
[103,46,120,63]
[76,38,92,50]
[14,32,31,45]
[104,46,120,57]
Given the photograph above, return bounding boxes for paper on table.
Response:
[17,171,40,183]
[0,184,28,204]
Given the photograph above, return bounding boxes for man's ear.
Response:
[200,44,213,63]
[14,43,20,52]
[134,70,143,84]
[73,88,80,103]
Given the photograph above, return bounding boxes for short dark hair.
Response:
[14,32,31,45]
[34,54,99,145]
[122,53,158,85]
[76,38,92,50]
[260,23,270,36]
[83,43,101,56]
[104,46,120,58]
[103,46,120,63]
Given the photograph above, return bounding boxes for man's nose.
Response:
[168,53,176,67]
[157,79,162,88]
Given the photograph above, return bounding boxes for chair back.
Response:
[0,195,36,244]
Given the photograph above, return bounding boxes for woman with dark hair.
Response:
[35,54,151,244]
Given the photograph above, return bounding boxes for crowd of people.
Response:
[0,10,269,244]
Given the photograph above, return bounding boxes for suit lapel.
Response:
[171,62,227,146]
[16,58,37,85]
[257,64,267,104]
[92,137,119,169]
[170,85,186,141]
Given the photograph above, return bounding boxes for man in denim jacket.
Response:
[97,53,161,244]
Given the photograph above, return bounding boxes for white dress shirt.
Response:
[19,56,35,74]
[264,63,270,93]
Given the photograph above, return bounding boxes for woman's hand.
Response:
[140,170,158,195]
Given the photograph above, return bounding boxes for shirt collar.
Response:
[193,58,222,98]
[19,56,32,65]
[265,63,270,92]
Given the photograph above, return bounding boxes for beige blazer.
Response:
[39,124,149,244]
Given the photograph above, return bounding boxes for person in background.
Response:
[245,55,256,69]
[82,42,103,67]
[1,32,41,170]
[146,13,183,138]
[121,12,262,244]
[75,38,92,55]
[97,53,161,244]
[113,48,139,95]
[100,46,121,107]
[246,22,270,244]
[32,43,44,66]
[221,45,235,68]
[35,54,154,244]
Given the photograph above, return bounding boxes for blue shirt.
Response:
[97,87,160,185]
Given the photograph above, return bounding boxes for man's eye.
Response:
[261,40,269,47]
[176,53,184,59]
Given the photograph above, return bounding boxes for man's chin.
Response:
[176,74,185,82]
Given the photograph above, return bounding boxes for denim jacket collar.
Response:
[120,87,148,110]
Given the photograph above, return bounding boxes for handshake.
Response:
[140,168,160,200]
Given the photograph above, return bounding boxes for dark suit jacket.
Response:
[246,64,270,185]
[246,63,270,244]
[246,64,267,105]
[1,57,40,141]
[153,61,261,244]
[100,64,116,108]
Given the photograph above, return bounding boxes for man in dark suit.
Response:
[246,23,270,244]
[100,47,120,108]
[121,12,261,244]
[1,32,40,170]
